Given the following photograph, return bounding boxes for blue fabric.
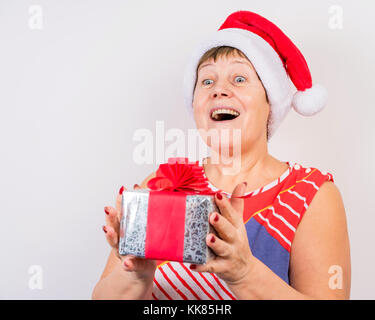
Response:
[245,219,290,284]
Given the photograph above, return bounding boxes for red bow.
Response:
[147,158,214,194]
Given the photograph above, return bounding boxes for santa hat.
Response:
[183,10,328,140]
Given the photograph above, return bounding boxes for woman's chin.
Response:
[197,116,247,150]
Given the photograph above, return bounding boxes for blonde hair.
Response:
[194,46,271,141]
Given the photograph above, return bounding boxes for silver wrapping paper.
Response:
[118,189,219,264]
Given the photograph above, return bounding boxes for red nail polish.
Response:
[210,235,216,243]
[119,186,124,195]
[243,182,247,187]
[124,260,129,268]
[216,192,223,200]
[214,213,219,222]
[104,207,110,215]
[102,225,107,233]
[190,264,196,270]
[133,184,139,189]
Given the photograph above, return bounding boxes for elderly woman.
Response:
[92,11,350,300]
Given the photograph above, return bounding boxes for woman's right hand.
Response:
[103,184,157,282]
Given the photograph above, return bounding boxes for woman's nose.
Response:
[212,91,228,98]
[211,87,232,99]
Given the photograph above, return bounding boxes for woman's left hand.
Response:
[189,182,256,286]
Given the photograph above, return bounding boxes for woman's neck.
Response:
[202,151,288,194]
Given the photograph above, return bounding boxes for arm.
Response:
[92,171,157,300]
[229,181,351,299]
[92,249,155,300]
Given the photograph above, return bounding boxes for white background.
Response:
[0,0,374,299]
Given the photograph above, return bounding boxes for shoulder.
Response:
[281,162,348,238]
[295,163,339,213]
[287,163,336,218]
[290,162,335,185]
[304,180,345,221]
[293,163,347,232]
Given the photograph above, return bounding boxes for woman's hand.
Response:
[103,185,157,282]
[189,182,256,286]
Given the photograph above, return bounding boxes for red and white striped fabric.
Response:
[152,261,236,300]
[151,159,334,299]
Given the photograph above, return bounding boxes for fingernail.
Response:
[190,264,196,270]
[214,213,219,222]
[133,184,139,189]
[243,182,247,187]
[119,186,124,195]
[104,207,110,215]
[102,225,107,233]
[216,192,223,200]
[210,235,216,243]
[124,260,129,268]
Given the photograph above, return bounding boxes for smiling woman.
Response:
[194,46,271,139]
[93,10,350,301]
[192,47,272,153]
[156,10,350,300]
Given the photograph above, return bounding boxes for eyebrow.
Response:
[198,59,251,71]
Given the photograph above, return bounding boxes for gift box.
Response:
[118,158,219,264]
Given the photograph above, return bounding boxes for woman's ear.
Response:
[266,106,271,141]
[265,89,269,104]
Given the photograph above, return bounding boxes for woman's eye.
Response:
[202,79,213,85]
[235,76,246,83]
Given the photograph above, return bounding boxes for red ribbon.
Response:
[145,158,216,261]
[147,157,215,194]
[144,190,187,261]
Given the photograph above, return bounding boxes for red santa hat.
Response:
[183,10,328,140]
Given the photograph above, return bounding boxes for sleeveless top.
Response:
[151,158,334,300]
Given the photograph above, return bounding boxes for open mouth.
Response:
[210,107,240,121]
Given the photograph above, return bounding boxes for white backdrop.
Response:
[0,0,374,299]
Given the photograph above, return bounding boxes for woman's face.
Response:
[192,53,269,155]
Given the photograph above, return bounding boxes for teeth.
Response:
[211,108,240,120]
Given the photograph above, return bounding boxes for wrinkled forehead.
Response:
[197,56,256,77]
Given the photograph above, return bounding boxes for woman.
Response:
[92,11,350,300]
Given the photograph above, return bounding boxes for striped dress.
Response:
[151,159,334,300]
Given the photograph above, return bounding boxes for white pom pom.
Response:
[292,84,328,116]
